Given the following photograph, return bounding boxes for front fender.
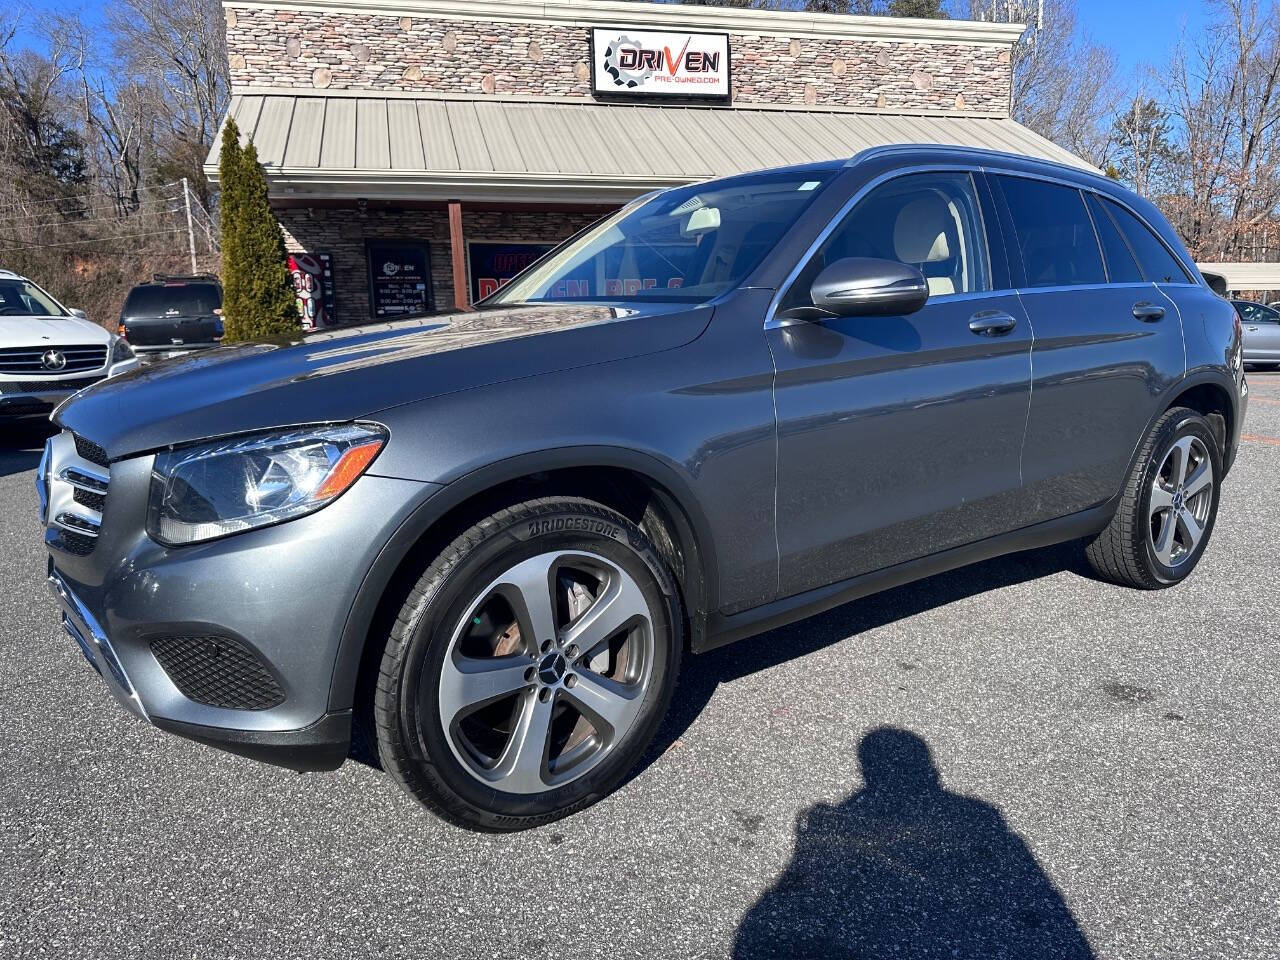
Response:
[327,444,721,713]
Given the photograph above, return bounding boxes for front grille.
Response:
[150,636,286,711]
[0,345,107,374]
[73,488,106,512]
[73,434,110,467]
[58,530,97,556]
[42,431,111,555]
[0,375,102,395]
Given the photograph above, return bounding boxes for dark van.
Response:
[119,275,223,356]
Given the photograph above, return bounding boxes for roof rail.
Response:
[845,143,1101,179]
[151,273,220,283]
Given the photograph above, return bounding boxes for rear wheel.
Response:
[374,497,682,831]
[1085,407,1221,589]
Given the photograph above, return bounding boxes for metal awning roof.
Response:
[1196,262,1280,292]
[206,90,1093,204]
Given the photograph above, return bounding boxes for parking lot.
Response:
[1,373,1277,960]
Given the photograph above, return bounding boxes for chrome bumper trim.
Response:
[47,564,148,720]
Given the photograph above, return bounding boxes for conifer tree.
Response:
[218,118,301,341]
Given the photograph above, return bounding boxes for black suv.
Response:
[41,146,1245,831]
[118,275,223,356]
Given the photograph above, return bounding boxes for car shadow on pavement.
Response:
[731,727,1096,960]
[641,540,1094,773]
[0,423,53,478]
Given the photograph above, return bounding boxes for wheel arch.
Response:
[328,446,717,720]
[1159,370,1238,472]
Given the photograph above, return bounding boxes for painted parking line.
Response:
[1241,433,1280,446]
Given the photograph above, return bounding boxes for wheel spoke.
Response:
[564,669,643,739]
[1177,509,1204,551]
[1149,484,1175,513]
[561,568,647,654]
[494,691,554,793]
[498,554,560,655]
[1184,459,1213,499]
[1152,512,1177,565]
[438,656,531,725]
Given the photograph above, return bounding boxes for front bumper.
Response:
[40,434,436,771]
[0,358,140,419]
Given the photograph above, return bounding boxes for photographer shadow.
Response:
[733,728,1096,960]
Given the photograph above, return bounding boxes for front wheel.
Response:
[1085,407,1222,589]
[374,497,683,831]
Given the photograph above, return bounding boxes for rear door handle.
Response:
[968,310,1018,336]
[1133,301,1165,322]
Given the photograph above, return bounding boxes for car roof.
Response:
[0,268,29,282]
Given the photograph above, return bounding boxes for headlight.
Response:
[110,336,135,364]
[147,423,387,546]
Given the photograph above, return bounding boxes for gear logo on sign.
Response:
[382,262,400,276]
[602,35,652,89]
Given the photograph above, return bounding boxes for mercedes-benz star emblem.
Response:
[41,349,67,371]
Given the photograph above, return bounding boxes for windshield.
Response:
[486,168,836,306]
[123,283,222,318]
[0,278,67,317]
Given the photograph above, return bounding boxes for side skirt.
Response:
[697,501,1115,653]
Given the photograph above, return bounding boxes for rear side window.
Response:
[997,176,1105,288]
[1101,199,1192,284]
[1084,193,1143,283]
[122,283,222,318]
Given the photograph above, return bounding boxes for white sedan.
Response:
[0,268,139,424]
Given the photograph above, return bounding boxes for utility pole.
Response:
[182,178,198,274]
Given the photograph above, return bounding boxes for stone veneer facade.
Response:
[228,1,1018,319]
[278,207,600,324]
[225,7,1013,115]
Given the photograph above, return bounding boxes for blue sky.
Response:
[1074,0,1210,74]
[15,0,1210,77]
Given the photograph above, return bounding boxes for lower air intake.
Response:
[150,636,285,711]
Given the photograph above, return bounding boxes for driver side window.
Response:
[781,171,991,314]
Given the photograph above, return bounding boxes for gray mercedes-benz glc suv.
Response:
[39,146,1247,831]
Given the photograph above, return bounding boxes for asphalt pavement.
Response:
[3,373,1279,960]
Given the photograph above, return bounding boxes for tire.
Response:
[374,497,683,831]
[1085,407,1222,589]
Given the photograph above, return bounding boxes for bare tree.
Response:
[103,0,229,205]
[966,0,1118,165]
[1165,0,1280,260]
[1109,87,1179,198]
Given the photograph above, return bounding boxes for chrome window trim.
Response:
[767,153,1201,331]
[765,163,995,331]
[986,166,1200,287]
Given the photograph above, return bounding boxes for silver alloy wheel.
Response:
[437,550,655,795]
[1148,435,1214,568]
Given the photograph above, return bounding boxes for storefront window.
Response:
[483,168,835,306]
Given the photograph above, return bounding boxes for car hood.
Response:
[0,315,110,348]
[55,301,712,459]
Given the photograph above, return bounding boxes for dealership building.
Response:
[208,0,1088,324]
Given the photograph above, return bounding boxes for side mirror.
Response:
[69,308,88,319]
[810,257,929,318]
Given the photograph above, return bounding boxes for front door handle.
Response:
[1133,301,1166,322]
[968,310,1018,336]
[1247,325,1260,332]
